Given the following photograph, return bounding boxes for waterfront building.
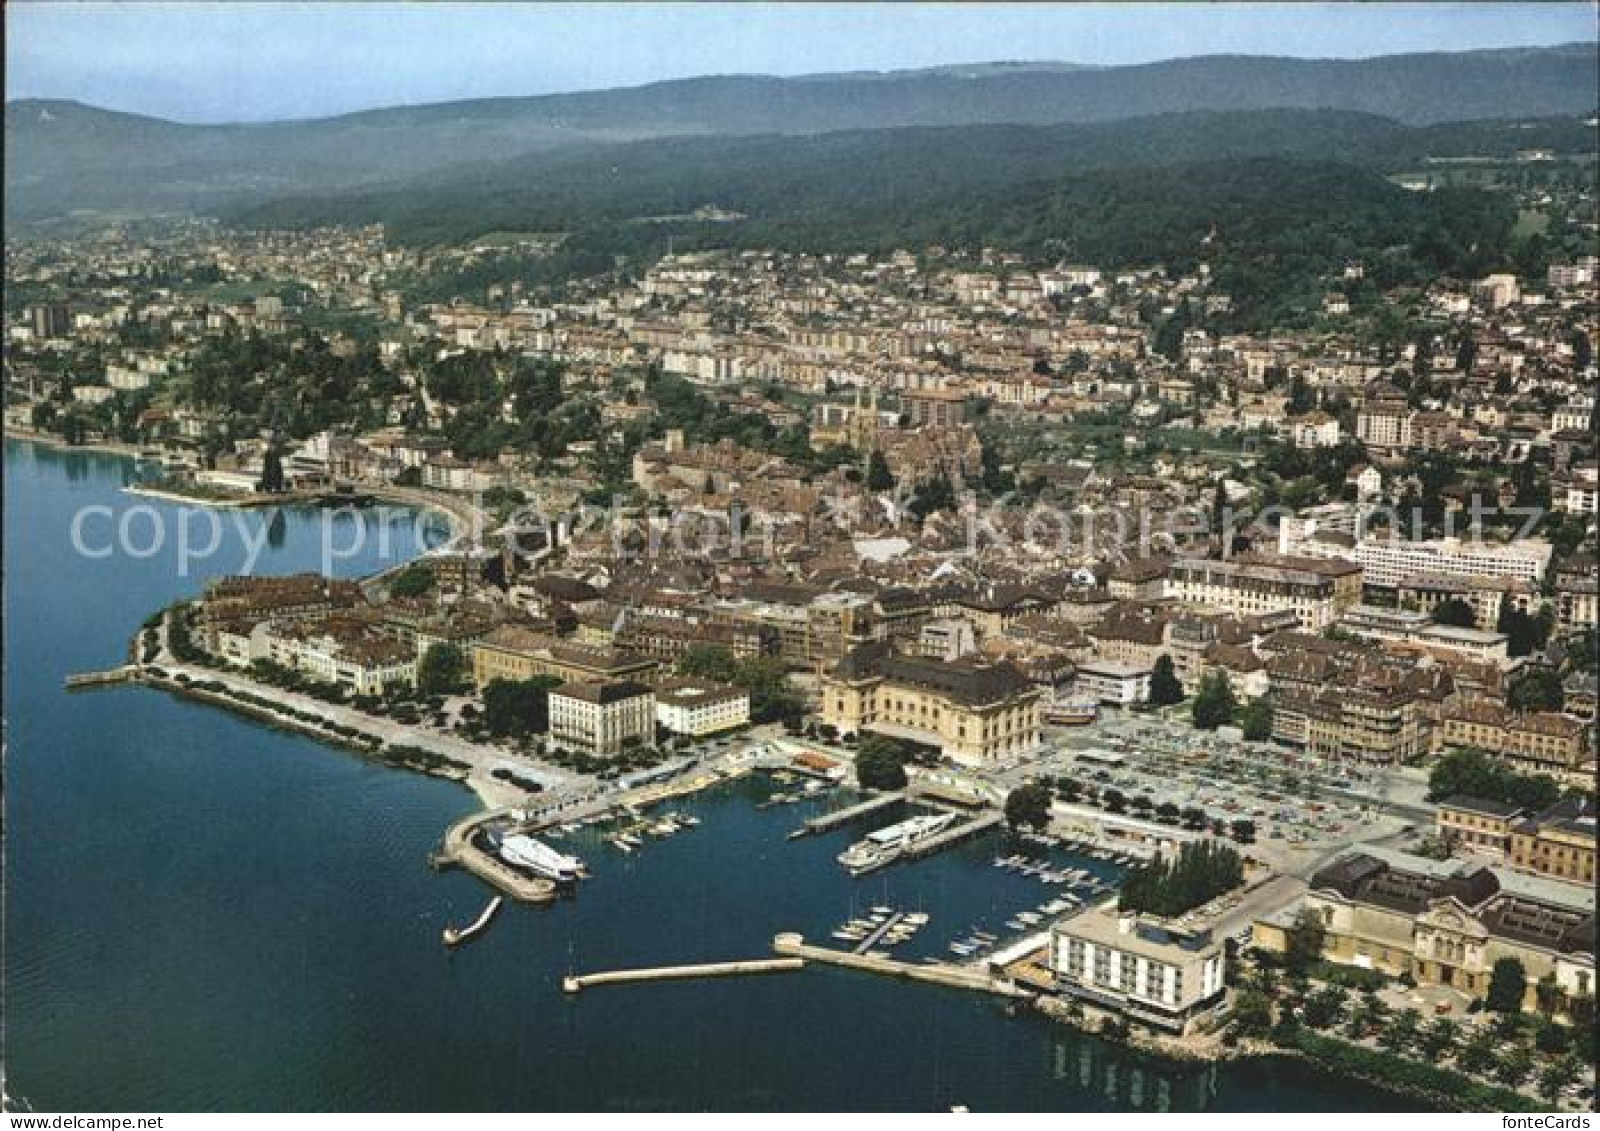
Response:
[1271,685,1433,765]
[820,641,1041,766]
[1256,845,1596,1012]
[1050,907,1228,1035]
[548,680,656,757]
[653,678,750,737]
[263,617,417,695]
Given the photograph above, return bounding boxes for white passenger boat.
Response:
[837,813,958,875]
[499,835,585,883]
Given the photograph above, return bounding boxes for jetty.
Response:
[773,933,1029,998]
[789,791,905,839]
[442,896,503,947]
[900,812,1003,860]
[64,666,140,691]
[562,957,804,994]
[437,812,558,904]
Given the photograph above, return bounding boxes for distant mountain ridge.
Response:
[6,42,1597,223]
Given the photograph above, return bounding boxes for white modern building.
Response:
[1051,907,1228,1034]
[1073,659,1152,706]
[654,678,750,737]
[1354,537,1553,589]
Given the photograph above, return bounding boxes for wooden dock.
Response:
[562,957,804,994]
[790,791,905,838]
[852,912,905,955]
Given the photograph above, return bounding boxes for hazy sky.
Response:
[7,2,1597,123]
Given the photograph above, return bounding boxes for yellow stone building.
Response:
[471,625,657,689]
[820,641,1042,766]
[1256,846,1595,1012]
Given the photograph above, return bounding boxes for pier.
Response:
[442,896,503,947]
[900,812,1003,860]
[773,934,1029,998]
[790,791,905,838]
[438,812,558,904]
[562,957,804,994]
[852,911,905,954]
[64,666,140,691]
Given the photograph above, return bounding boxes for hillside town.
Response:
[7,202,1598,1109]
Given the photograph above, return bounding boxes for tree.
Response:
[1537,1056,1583,1104]
[1508,669,1565,713]
[1377,1010,1420,1054]
[1419,1017,1461,1060]
[1457,1028,1497,1076]
[1119,839,1244,918]
[1431,597,1477,628]
[388,563,435,599]
[417,643,468,696]
[908,471,956,520]
[1191,671,1237,730]
[1283,908,1327,972]
[1427,748,1560,812]
[1486,957,1528,1015]
[1233,988,1274,1038]
[1497,602,1545,658]
[855,735,910,791]
[1494,1045,1535,1088]
[866,450,894,492]
[1004,782,1054,830]
[1149,654,1184,706]
[1239,696,1273,741]
[1302,985,1348,1030]
[257,444,286,493]
[482,676,562,739]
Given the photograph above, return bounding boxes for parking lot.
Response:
[1028,712,1422,878]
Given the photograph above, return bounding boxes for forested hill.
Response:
[228,109,1592,244]
[6,42,1596,222]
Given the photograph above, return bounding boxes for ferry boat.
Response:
[499,835,585,883]
[837,812,959,875]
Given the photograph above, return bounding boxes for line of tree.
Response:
[677,644,803,726]
[1118,838,1245,918]
[481,675,564,739]
[1427,748,1564,812]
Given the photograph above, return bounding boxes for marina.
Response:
[4,441,1417,1111]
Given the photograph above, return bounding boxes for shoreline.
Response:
[68,658,1562,1110]
[6,428,486,540]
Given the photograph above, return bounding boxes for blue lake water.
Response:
[2,439,1412,1111]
